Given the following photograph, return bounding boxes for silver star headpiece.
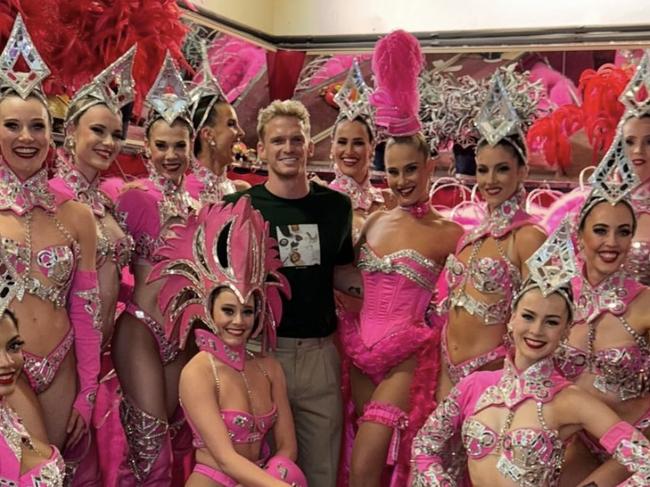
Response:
[333,59,374,122]
[65,45,136,126]
[188,40,227,132]
[587,132,640,204]
[619,50,650,118]
[0,14,50,101]
[474,73,523,146]
[525,219,579,298]
[145,51,192,130]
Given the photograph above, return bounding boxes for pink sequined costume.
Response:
[110,51,200,486]
[440,190,540,383]
[113,173,199,485]
[555,269,650,458]
[0,400,65,486]
[0,16,102,484]
[185,161,237,205]
[148,197,306,486]
[411,354,650,486]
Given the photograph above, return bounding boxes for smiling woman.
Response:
[411,223,650,487]
[110,51,201,485]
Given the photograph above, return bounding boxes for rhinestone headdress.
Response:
[144,51,193,131]
[188,40,227,132]
[588,132,639,203]
[619,50,650,118]
[149,196,291,350]
[65,45,137,127]
[0,14,50,102]
[515,219,578,316]
[578,131,640,228]
[475,72,527,162]
[333,59,374,125]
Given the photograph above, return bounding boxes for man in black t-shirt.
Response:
[226,100,359,487]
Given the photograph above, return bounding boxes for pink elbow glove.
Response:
[600,421,650,487]
[68,270,102,426]
[264,455,307,487]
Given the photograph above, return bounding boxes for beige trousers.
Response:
[273,336,342,487]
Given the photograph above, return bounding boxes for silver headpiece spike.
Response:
[188,40,227,132]
[525,219,579,298]
[619,50,650,118]
[474,73,522,146]
[587,132,640,204]
[145,51,192,128]
[65,45,136,125]
[333,59,374,122]
[0,14,50,100]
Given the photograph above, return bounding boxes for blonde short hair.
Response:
[257,99,311,141]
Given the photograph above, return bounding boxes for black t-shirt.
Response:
[226,182,354,338]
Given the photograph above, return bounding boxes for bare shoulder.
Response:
[432,214,463,237]
[362,209,390,236]
[515,224,547,245]
[181,351,213,380]
[56,199,95,230]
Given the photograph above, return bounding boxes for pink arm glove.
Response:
[68,270,102,426]
[599,421,650,487]
[409,387,464,487]
[264,455,307,487]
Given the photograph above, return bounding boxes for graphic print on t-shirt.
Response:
[276,224,321,267]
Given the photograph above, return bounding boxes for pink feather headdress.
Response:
[149,197,291,350]
[369,29,424,136]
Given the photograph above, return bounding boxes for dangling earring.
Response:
[64,135,75,156]
[329,154,335,170]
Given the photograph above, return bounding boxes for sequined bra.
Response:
[443,192,534,326]
[462,358,568,487]
[49,166,134,270]
[0,211,78,311]
[0,401,64,486]
[96,229,133,269]
[411,355,570,487]
[187,330,278,448]
[445,241,522,326]
[554,272,649,401]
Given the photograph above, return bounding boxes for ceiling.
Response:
[187,0,650,52]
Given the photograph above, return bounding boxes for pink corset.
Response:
[357,245,441,348]
[0,237,77,308]
[339,244,442,382]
